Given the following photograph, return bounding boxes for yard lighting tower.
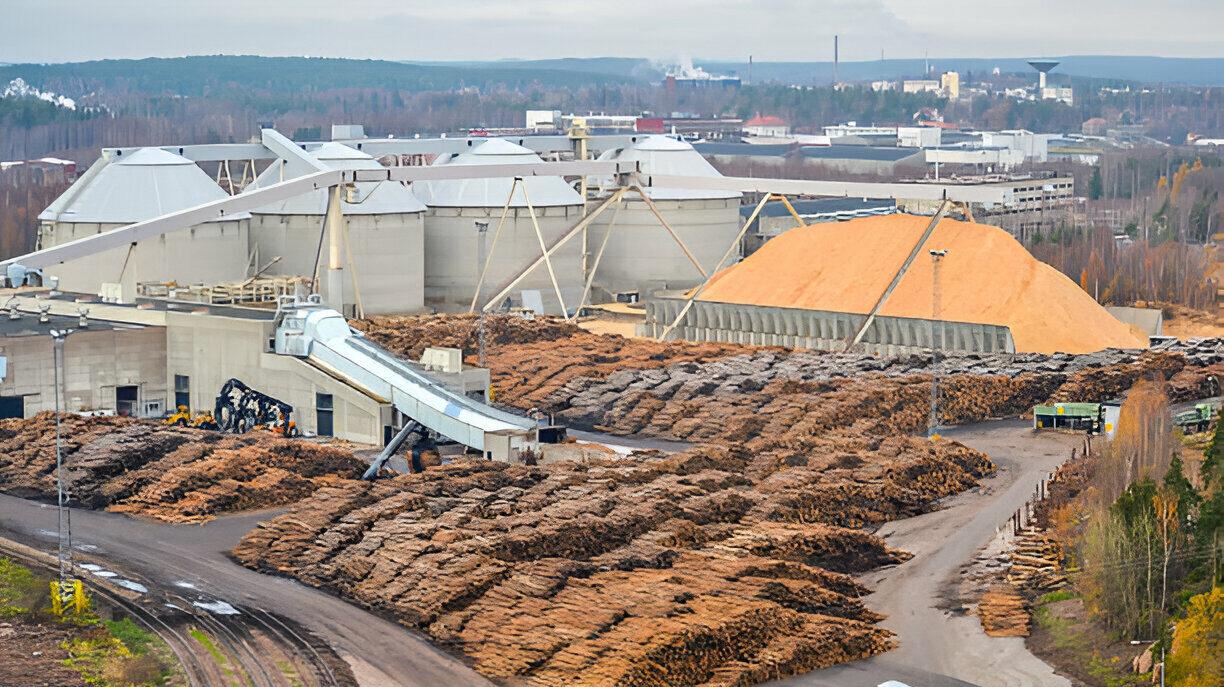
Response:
[928,250,947,438]
[50,326,80,606]
[475,221,490,368]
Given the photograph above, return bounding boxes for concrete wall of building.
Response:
[0,326,168,417]
[586,197,742,296]
[38,219,250,299]
[644,295,1015,356]
[423,205,585,315]
[164,312,387,445]
[249,212,425,314]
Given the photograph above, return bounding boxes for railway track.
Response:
[0,537,353,687]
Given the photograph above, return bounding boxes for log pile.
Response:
[0,413,365,522]
[1006,530,1067,591]
[978,583,1030,637]
[235,439,996,685]
[352,313,583,361]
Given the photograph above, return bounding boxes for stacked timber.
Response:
[978,583,1031,637]
[0,413,365,523]
[1007,529,1067,591]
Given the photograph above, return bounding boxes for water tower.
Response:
[1027,60,1059,90]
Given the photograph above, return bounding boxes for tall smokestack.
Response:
[833,35,839,84]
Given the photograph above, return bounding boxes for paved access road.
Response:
[0,494,492,687]
[773,419,1078,687]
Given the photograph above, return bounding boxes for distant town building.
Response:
[940,71,960,100]
[902,79,941,94]
[903,173,1075,241]
[1041,85,1074,105]
[526,110,561,131]
[898,126,942,148]
[743,115,790,138]
[1081,117,1109,136]
[822,122,897,138]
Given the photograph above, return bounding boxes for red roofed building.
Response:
[744,114,790,138]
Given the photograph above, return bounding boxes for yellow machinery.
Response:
[164,405,220,430]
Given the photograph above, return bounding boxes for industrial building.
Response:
[740,198,896,253]
[414,139,586,314]
[586,135,742,297]
[37,148,251,300]
[800,145,927,176]
[9,126,1051,452]
[247,142,427,315]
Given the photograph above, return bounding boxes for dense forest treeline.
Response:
[3,56,1224,163]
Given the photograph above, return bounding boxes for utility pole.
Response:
[929,250,947,438]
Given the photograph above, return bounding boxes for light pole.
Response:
[475,221,490,368]
[929,249,947,438]
[50,326,76,590]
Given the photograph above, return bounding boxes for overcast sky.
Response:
[4,1,1222,64]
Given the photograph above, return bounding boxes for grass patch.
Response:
[104,617,156,655]
[1037,589,1079,604]
[0,556,45,617]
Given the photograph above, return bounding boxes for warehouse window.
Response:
[174,375,190,410]
[316,393,334,437]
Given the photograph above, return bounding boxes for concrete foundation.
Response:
[643,294,1015,356]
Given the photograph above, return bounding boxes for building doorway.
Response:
[0,395,23,419]
[116,386,139,417]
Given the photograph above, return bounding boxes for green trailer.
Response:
[1033,401,1121,436]
[1174,403,1217,434]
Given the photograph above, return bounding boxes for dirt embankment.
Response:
[0,414,366,523]
[236,436,993,686]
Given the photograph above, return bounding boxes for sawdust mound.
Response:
[0,413,365,523]
[695,215,1149,355]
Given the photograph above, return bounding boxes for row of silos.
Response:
[35,136,744,316]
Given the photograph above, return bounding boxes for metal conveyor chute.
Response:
[271,297,536,453]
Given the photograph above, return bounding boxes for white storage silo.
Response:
[413,139,586,314]
[586,135,742,297]
[36,147,251,299]
[247,142,426,314]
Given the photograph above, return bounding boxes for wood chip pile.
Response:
[0,413,365,523]
[978,583,1031,637]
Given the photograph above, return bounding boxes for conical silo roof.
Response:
[38,147,248,223]
[249,143,427,216]
[413,139,584,209]
[590,135,740,201]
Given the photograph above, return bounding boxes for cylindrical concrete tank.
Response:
[36,147,250,298]
[586,135,742,298]
[247,143,426,314]
[413,139,586,315]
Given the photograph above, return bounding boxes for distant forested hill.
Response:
[0,55,634,97]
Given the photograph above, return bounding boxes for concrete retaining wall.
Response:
[643,294,1015,356]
